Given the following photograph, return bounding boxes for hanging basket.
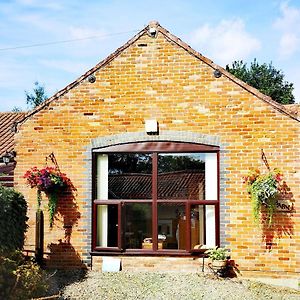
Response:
[243,168,286,225]
[24,166,72,227]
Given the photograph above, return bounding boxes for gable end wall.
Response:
[14,30,300,276]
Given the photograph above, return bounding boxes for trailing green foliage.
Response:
[48,192,58,227]
[226,59,295,104]
[0,251,48,300]
[205,247,229,260]
[243,168,285,225]
[0,186,28,254]
[249,173,278,224]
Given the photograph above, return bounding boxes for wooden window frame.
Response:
[92,141,220,255]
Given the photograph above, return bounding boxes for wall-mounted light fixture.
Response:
[213,69,222,78]
[88,75,96,83]
[2,151,16,165]
[147,21,159,38]
[145,119,158,135]
[148,27,157,38]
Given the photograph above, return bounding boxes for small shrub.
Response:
[0,251,48,300]
[0,185,28,254]
[205,247,229,260]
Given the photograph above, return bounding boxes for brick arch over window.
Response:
[81,131,229,264]
[90,131,222,149]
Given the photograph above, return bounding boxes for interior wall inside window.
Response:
[205,205,216,247]
[204,153,217,200]
[125,203,152,249]
[157,203,185,250]
[96,154,108,247]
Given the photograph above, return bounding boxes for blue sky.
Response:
[0,0,299,111]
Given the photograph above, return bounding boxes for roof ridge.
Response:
[16,21,299,126]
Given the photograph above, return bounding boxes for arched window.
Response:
[92,141,219,254]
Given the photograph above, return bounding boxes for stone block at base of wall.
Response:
[92,256,204,273]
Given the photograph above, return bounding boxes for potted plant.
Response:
[205,247,229,268]
[243,168,286,225]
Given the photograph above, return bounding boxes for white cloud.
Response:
[274,1,300,58]
[188,19,261,66]
[279,33,299,57]
[274,1,300,30]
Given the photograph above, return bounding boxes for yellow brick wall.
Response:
[14,31,300,276]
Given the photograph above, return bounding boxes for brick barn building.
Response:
[14,21,299,278]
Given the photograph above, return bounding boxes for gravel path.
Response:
[51,271,300,300]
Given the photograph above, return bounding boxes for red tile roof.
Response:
[0,112,24,187]
[16,21,299,127]
[0,112,25,157]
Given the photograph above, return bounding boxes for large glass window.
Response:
[93,142,219,253]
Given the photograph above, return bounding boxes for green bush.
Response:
[0,185,28,254]
[205,247,229,260]
[0,251,48,300]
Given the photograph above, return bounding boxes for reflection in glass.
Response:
[157,203,185,250]
[125,203,152,249]
[108,154,152,199]
[158,153,205,200]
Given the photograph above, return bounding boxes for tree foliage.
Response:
[158,155,204,173]
[226,59,295,104]
[11,106,23,112]
[108,154,205,175]
[0,186,28,254]
[25,81,47,109]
